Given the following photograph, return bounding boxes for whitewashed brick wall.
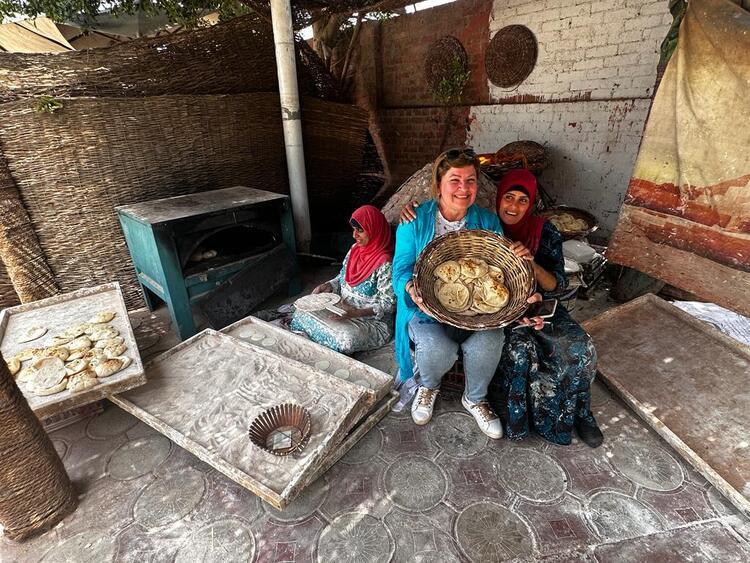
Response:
[470,0,673,238]
[467,100,651,236]
[489,0,672,101]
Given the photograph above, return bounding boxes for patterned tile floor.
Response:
[2,288,750,562]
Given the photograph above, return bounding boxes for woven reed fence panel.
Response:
[0,94,367,308]
[0,15,333,103]
[0,152,58,306]
[0,352,77,541]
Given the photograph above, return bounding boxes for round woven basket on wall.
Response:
[413,230,536,330]
[485,25,538,88]
[0,352,77,542]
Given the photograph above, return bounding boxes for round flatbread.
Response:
[471,287,502,314]
[458,258,489,280]
[294,293,340,312]
[65,358,90,376]
[30,357,66,390]
[94,336,124,350]
[94,357,126,378]
[17,366,36,383]
[67,370,98,393]
[16,347,43,362]
[436,282,471,313]
[17,326,48,343]
[88,311,116,324]
[89,326,119,341]
[32,379,68,396]
[40,346,70,362]
[433,260,461,283]
[103,343,128,359]
[488,265,505,284]
[67,336,92,351]
[7,356,21,376]
[482,278,510,308]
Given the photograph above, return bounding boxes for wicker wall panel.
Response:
[0,94,367,308]
[0,15,333,103]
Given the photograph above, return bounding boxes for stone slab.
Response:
[110,329,370,509]
[0,282,145,419]
[583,294,750,517]
[222,315,393,408]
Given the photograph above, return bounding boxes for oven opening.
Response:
[182,224,278,275]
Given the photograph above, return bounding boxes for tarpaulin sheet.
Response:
[607,0,750,316]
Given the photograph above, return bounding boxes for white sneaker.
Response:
[411,386,439,425]
[462,396,503,439]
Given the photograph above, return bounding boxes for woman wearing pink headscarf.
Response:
[290,205,396,354]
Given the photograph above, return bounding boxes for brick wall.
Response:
[488,0,672,101]
[357,0,673,238]
[380,0,492,107]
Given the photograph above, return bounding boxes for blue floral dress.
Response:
[290,251,395,355]
[488,222,598,445]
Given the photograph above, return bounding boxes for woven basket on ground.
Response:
[414,230,535,330]
[0,352,77,542]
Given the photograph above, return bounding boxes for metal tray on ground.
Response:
[0,283,144,419]
[222,315,393,408]
[110,329,371,509]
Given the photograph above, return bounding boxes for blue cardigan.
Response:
[391,200,503,380]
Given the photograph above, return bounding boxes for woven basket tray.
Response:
[414,230,536,330]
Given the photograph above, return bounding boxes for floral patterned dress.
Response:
[290,251,395,355]
[488,222,598,445]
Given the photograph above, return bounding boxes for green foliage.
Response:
[432,56,470,105]
[35,96,63,113]
[0,0,249,28]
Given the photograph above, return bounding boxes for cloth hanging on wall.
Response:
[607,0,750,317]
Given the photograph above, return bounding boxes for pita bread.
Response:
[65,358,90,376]
[32,379,68,396]
[488,265,505,284]
[16,347,43,361]
[470,287,502,314]
[433,260,461,283]
[17,366,36,383]
[67,370,98,393]
[94,357,126,378]
[84,323,108,335]
[7,357,21,376]
[458,258,489,280]
[481,278,510,308]
[40,346,70,362]
[436,282,471,312]
[30,357,66,391]
[17,326,48,343]
[103,343,128,359]
[89,326,119,341]
[88,311,116,324]
[95,336,124,350]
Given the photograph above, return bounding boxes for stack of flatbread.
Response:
[432,258,510,316]
[548,212,589,232]
[6,310,133,397]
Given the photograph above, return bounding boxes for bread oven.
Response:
[116,187,300,340]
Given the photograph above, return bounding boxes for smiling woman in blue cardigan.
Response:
[391,148,506,439]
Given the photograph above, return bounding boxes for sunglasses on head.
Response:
[442,147,477,162]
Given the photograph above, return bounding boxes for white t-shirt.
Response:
[435,209,466,236]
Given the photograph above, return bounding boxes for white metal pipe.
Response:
[270,0,312,252]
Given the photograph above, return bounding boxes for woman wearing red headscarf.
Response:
[290,205,396,354]
[491,169,602,448]
[400,169,602,448]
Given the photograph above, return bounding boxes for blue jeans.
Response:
[408,316,505,403]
